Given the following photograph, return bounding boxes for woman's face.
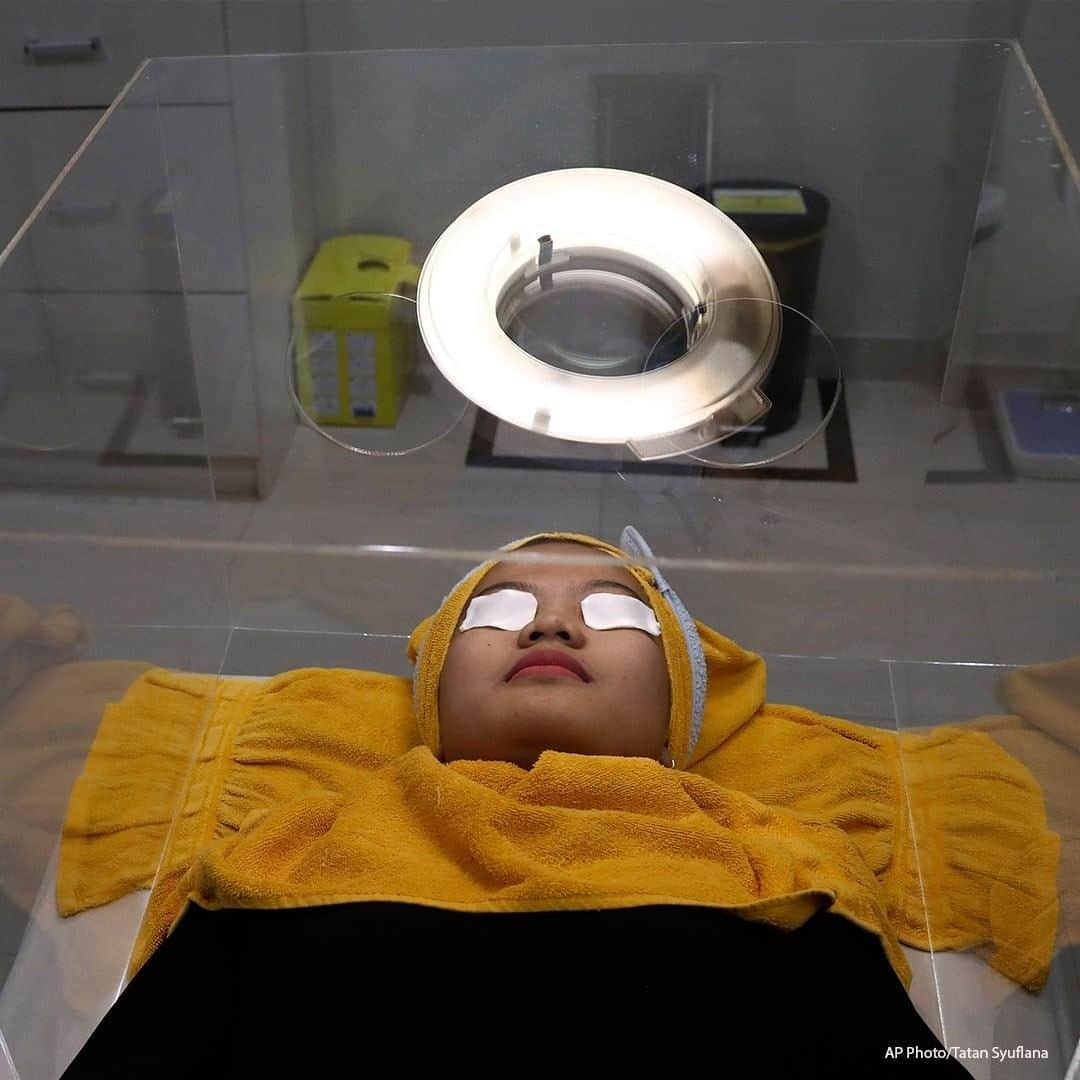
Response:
[438,542,671,768]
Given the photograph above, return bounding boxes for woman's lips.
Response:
[508,665,585,682]
[505,650,590,682]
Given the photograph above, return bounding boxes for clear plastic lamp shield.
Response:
[416,168,781,446]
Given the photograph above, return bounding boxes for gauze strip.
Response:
[459,590,537,631]
[459,589,661,636]
[580,593,661,636]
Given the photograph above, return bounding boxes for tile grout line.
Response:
[955,512,1003,666]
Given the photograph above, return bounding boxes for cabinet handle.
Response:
[168,416,204,437]
[24,37,102,62]
[77,372,140,393]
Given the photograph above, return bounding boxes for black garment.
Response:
[64,903,971,1078]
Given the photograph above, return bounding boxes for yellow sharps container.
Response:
[293,235,420,427]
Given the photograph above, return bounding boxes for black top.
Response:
[64,902,971,1078]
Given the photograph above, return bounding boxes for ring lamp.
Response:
[416,168,783,461]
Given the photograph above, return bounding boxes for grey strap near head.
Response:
[619,526,707,760]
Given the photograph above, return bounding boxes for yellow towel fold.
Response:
[59,652,1060,993]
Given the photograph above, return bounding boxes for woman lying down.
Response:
[61,529,1059,1078]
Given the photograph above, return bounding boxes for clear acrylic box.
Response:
[0,40,1077,1078]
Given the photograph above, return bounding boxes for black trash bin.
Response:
[693,180,830,443]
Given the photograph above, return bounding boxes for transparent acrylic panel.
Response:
[943,47,1080,487]
[938,46,1080,670]
[893,660,1079,1077]
[0,62,232,1076]
[189,42,1054,621]
[916,45,1078,1073]
[0,39,1076,1077]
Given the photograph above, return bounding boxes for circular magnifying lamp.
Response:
[416,167,785,461]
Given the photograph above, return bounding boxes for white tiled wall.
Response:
[184,293,260,458]
[303,0,1022,50]
[0,3,310,495]
[306,40,1003,343]
[228,53,316,493]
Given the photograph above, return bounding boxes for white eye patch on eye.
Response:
[580,592,662,635]
[459,589,538,631]
[459,589,661,636]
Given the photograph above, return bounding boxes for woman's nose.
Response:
[518,605,587,645]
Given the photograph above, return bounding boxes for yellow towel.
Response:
[1,657,150,923]
[60,653,1059,992]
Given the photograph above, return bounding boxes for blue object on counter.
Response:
[1002,389,1080,456]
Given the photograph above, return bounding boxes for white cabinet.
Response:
[185,293,260,458]
[9,105,246,294]
[0,0,225,109]
[1,104,254,465]
[159,106,247,294]
[0,2,294,491]
[13,107,180,292]
[0,111,92,289]
[0,291,259,473]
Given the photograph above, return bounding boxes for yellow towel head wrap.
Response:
[406,527,707,768]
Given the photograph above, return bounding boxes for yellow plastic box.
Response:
[293,235,420,427]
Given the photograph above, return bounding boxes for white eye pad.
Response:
[458,588,662,636]
[460,589,538,631]
[581,593,662,636]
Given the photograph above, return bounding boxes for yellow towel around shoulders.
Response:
[58,639,1060,993]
